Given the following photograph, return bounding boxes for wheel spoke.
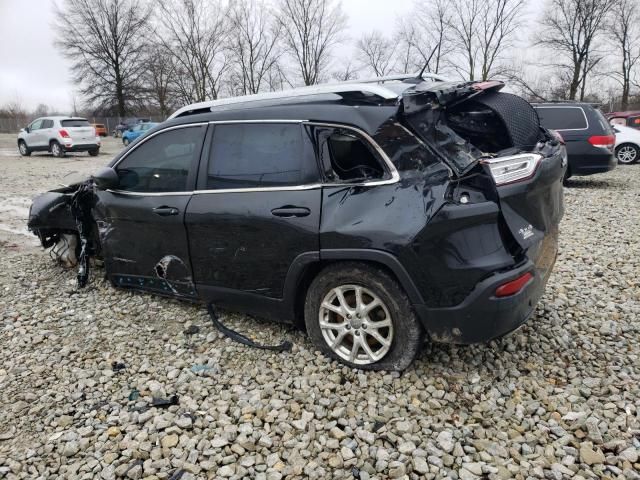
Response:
[360,338,377,361]
[349,336,361,362]
[362,299,381,316]
[331,329,348,350]
[321,301,344,317]
[335,287,351,314]
[319,319,346,330]
[368,318,391,329]
[367,329,390,347]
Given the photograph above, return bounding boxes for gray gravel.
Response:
[1,133,639,479]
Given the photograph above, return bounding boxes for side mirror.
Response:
[24,126,30,133]
[128,127,133,132]
[92,167,119,190]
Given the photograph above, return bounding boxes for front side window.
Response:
[29,119,43,130]
[206,123,317,189]
[535,107,588,130]
[115,125,205,193]
[308,126,386,182]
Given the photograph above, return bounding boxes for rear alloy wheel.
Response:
[616,143,639,164]
[51,141,65,158]
[18,141,31,156]
[305,263,423,371]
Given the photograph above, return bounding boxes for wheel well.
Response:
[292,259,409,330]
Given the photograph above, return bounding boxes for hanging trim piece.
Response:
[207,303,292,352]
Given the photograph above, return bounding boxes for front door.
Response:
[186,122,321,300]
[95,123,207,297]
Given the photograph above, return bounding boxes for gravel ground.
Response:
[0,131,639,480]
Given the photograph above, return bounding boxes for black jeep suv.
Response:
[28,76,566,370]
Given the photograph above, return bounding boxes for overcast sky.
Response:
[0,0,415,112]
[0,0,541,113]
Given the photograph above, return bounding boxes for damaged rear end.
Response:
[400,80,566,343]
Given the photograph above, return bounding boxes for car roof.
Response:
[165,74,449,135]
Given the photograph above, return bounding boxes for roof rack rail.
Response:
[168,73,448,119]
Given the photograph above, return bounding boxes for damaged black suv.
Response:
[28,75,566,370]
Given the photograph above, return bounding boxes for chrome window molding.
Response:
[108,119,400,197]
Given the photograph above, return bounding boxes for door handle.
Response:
[152,206,180,216]
[271,206,311,218]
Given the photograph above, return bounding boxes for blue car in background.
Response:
[122,122,157,146]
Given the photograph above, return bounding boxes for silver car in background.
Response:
[17,116,101,157]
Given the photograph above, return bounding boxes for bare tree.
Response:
[395,0,452,75]
[144,47,177,118]
[607,0,640,109]
[537,0,616,100]
[33,104,49,118]
[356,31,398,76]
[331,59,359,81]
[228,0,283,95]
[156,0,230,104]
[448,0,525,81]
[54,0,151,116]
[277,0,347,85]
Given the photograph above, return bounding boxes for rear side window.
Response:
[42,120,54,128]
[61,119,91,127]
[308,126,386,182]
[535,107,587,130]
[629,116,640,128]
[115,126,205,193]
[206,123,318,189]
[592,108,612,133]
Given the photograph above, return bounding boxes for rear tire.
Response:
[304,262,423,371]
[123,138,130,146]
[615,143,639,164]
[89,149,99,157]
[51,141,65,158]
[18,141,31,156]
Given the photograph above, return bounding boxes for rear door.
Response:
[61,118,96,144]
[95,123,207,297]
[185,121,321,300]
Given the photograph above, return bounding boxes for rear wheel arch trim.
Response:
[283,249,424,324]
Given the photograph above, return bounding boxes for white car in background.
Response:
[17,116,101,157]
[612,124,640,164]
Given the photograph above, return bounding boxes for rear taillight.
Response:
[59,129,70,138]
[482,153,542,186]
[588,134,615,150]
[495,272,533,297]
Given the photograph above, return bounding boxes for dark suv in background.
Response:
[28,77,566,370]
[533,102,615,180]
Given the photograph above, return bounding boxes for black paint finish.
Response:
[27,80,566,345]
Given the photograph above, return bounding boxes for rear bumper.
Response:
[415,233,557,344]
[63,143,100,152]
[568,149,616,176]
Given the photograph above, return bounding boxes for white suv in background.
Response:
[18,117,101,157]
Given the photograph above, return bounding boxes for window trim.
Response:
[534,106,589,131]
[109,119,400,197]
[108,122,208,196]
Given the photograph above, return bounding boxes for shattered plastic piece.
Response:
[207,303,292,352]
[183,325,200,336]
[190,364,214,374]
[169,470,186,480]
[128,389,140,401]
[372,420,385,432]
[151,395,179,408]
[111,361,126,372]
